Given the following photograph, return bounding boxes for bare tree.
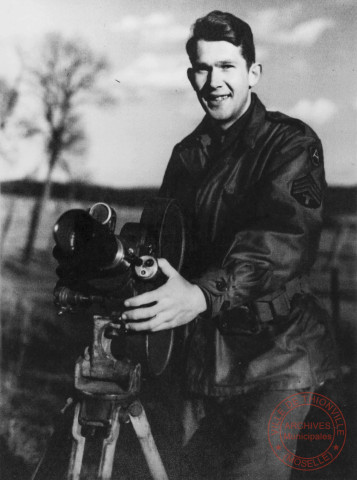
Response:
[0,76,21,258]
[22,33,114,263]
[0,78,19,130]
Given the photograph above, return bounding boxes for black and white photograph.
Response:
[0,1,356,479]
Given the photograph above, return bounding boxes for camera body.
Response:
[53,202,156,280]
[52,198,186,376]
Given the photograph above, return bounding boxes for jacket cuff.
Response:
[193,284,212,318]
[191,273,230,319]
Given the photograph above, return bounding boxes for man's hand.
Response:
[122,258,207,332]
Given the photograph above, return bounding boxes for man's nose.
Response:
[208,68,223,88]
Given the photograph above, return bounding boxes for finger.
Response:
[157,258,178,278]
[151,319,178,332]
[124,290,160,308]
[126,312,172,332]
[122,304,160,321]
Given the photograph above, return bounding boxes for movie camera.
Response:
[52,198,186,376]
[36,198,186,480]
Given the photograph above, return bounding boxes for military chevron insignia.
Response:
[291,174,322,209]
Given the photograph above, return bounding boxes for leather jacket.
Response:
[159,94,339,396]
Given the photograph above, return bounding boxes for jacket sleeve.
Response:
[191,133,327,318]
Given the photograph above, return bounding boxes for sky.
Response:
[0,0,356,187]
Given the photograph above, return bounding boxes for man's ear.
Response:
[187,68,196,90]
[248,63,262,89]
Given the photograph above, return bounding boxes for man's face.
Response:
[188,40,260,130]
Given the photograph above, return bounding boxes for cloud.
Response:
[111,13,188,46]
[114,12,172,31]
[275,18,335,46]
[116,52,190,94]
[288,98,338,125]
[324,0,356,6]
[252,6,334,46]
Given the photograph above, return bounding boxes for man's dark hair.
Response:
[186,11,255,69]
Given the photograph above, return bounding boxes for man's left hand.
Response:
[122,258,207,332]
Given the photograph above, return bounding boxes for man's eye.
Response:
[221,64,234,70]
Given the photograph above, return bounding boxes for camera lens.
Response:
[53,210,94,254]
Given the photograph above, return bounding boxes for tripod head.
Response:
[52,198,186,377]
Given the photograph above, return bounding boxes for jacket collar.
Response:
[242,93,267,149]
[196,93,267,151]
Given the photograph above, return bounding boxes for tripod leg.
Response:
[67,403,86,480]
[129,401,169,480]
[97,406,121,480]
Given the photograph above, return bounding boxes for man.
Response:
[123,11,339,479]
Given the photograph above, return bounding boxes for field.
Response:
[1,193,356,479]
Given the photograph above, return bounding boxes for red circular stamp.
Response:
[268,392,346,471]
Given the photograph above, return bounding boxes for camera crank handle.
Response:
[54,286,105,315]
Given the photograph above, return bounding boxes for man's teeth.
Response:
[209,95,229,102]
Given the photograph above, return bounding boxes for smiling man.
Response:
[123,11,339,479]
[187,38,260,129]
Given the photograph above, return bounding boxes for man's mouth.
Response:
[205,94,231,104]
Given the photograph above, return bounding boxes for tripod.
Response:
[33,198,185,480]
[66,315,168,480]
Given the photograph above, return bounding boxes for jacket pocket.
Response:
[216,305,262,336]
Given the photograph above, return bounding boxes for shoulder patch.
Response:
[291,174,322,209]
[309,144,322,168]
